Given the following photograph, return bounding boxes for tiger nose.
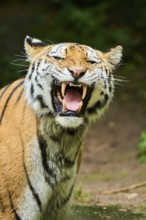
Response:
[67,67,87,78]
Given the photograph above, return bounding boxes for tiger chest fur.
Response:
[0,36,122,220]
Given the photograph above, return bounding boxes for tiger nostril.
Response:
[67,68,74,74]
[80,70,86,77]
[67,67,87,78]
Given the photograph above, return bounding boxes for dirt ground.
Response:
[75,72,146,210]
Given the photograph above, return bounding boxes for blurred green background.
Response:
[0,0,146,89]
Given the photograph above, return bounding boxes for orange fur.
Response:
[0,80,36,219]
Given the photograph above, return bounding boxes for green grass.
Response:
[71,205,145,220]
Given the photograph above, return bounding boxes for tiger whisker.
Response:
[113,82,124,86]
[114,78,128,83]
[113,74,126,78]
[45,39,58,44]
[17,69,28,73]
[12,59,26,63]
[11,62,28,67]
[20,50,27,56]
[15,54,26,58]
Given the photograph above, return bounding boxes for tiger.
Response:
[0,36,122,220]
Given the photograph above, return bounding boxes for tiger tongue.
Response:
[64,89,82,111]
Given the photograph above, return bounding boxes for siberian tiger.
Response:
[0,36,122,220]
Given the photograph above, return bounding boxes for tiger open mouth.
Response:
[52,80,91,116]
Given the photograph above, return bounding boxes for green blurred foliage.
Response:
[138,131,146,163]
[0,0,146,86]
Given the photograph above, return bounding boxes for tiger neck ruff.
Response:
[0,36,122,220]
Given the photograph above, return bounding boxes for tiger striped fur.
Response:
[0,36,122,220]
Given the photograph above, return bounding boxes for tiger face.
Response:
[24,36,122,128]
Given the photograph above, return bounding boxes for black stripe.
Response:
[0,84,11,100]
[65,142,81,169]
[30,83,34,98]
[64,157,74,168]
[32,42,47,47]
[28,63,35,80]
[20,102,26,125]
[20,135,42,211]
[36,59,42,73]
[56,141,81,170]
[108,75,111,83]
[35,76,43,90]
[87,94,109,114]
[109,86,112,92]
[36,95,48,108]
[37,131,56,184]
[24,172,42,212]
[0,195,5,213]
[87,101,102,113]
[14,88,24,105]
[0,166,21,218]
[8,191,21,220]
[42,65,49,72]
[49,134,60,143]
[28,73,32,80]
[66,128,78,136]
[31,62,35,73]
[26,37,47,47]
[65,125,84,135]
[56,184,74,209]
[37,83,43,90]
[0,80,24,125]
[56,151,76,169]
[72,143,82,164]
[103,94,109,103]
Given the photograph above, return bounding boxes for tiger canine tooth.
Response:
[63,100,67,111]
[57,92,63,102]
[77,101,83,112]
[82,85,87,99]
[61,83,67,97]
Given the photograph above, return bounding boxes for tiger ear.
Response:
[104,46,123,67]
[24,36,47,61]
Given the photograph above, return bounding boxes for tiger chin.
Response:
[0,36,122,220]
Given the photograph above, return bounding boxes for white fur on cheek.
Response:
[24,59,55,116]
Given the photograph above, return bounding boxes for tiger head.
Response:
[24,36,122,128]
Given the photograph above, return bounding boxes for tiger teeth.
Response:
[61,82,87,100]
[57,92,62,102]
[77,101,83,113]
[69,83,81,87]
[63,100,67,111]
[82,85,87,99]
[61,83,67,97]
